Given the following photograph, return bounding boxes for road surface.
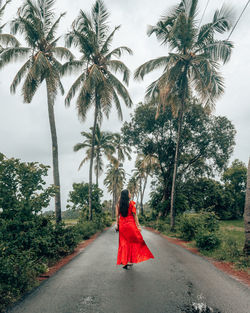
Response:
[7,226,250,313]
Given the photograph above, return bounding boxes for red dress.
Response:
[117,201,154,265]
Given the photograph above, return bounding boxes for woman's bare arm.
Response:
[115,204,119,228]
[132,213,141,231]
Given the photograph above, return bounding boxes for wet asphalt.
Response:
[7,225,250,313]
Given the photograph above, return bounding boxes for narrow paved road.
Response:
[8,226,250,313]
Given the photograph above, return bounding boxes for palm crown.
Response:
[0,0,20,51]
[0,0,73,101]
[135,0,234,114]
[63,0,133,120]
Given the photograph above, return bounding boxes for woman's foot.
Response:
[127,263,133,267]
[123,264,129,269]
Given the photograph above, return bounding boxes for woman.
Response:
[116,189,154,269]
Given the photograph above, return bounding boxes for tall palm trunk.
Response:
[88,93,99,221]
[141,174,148,216]
[112,185,116,219]
[243,158,250,256]
[170,109,184,230]
[46,80,61,223]
[96,152,99,186]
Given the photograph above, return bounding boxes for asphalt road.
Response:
[7,226,250,313]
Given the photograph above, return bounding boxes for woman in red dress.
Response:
[116,189,154,269]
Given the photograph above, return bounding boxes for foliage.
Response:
[0,157,56,217]
[73,125,115,184]
[222,159,247,219]
[176,212,219,241]
[195,230,221,251]
[123,102,235,216]
[66,182,103,218]
[64,0,133,119]
[0,156,78,312]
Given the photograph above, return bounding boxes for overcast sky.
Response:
[1,0,250,210]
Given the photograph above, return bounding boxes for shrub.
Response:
[195,230,221,251]
[176,212,219,241]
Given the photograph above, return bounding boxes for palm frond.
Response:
[21,70,40,103]
[134,56,170,80]
[0,47,30,69]
[61,60,84,76]
[91,0,109,44]
[10,59,31,93]
[107,59,130,85]
[0,34,20,47]
[100,25,120,54]
[199,40,233,64]
[46,11,66,41]
[112,90,123,120]
[105,46,133,60]
[52,46,74,61]
[106,71,132,108]
[65,72,85,106]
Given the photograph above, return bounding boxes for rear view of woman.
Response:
[116,189,154,269]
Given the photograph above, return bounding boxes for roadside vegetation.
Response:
[0,0,250,312]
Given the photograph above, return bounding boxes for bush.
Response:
[176,212,219,241]
[195,230,221,251]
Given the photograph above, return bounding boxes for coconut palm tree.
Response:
[0,0,20,52]
[0,0,74,223]
[63,0,132,220]
[127,174,139,201]
[134,153,158,215]
[112,133,132,162]
[74,124,115,185]
[244,158,250,256]
[104,159,125,218]
[134,0,234,229]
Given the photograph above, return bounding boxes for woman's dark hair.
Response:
[119,189,130,217]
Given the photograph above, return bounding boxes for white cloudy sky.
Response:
[1,0,250,210]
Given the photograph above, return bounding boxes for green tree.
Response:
[244,158,250,256]
[104,160,125,218]
[0,0,20,52]
[63,0,132,220]
[67,182,103,221]
[0,155,55,219]
[134,0,234,229]
[122,101,235,217]
[0,0,74,223]
[74,124,115,185]
[223,159,247,219]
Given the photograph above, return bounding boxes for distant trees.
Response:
[73,125,115,185]
[122,101,236,218]
[244,159,250,256]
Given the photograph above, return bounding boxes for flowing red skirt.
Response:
[116,216,154,265]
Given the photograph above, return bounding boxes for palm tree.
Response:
[74,124,115,185]
[134,0,234,229]
[0,0,74,223]
[63,0,132,220]
[0,0,20,52]
[244,158,250,256]
[104,159,125,218]
[127,174,139,201]
[134,153,158,215]
[112,133,132,162]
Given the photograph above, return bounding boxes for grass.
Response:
[142,218,249,271]
[219,219,244,229]
[63,219,78,226]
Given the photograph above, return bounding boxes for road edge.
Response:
[143,226,250,288]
